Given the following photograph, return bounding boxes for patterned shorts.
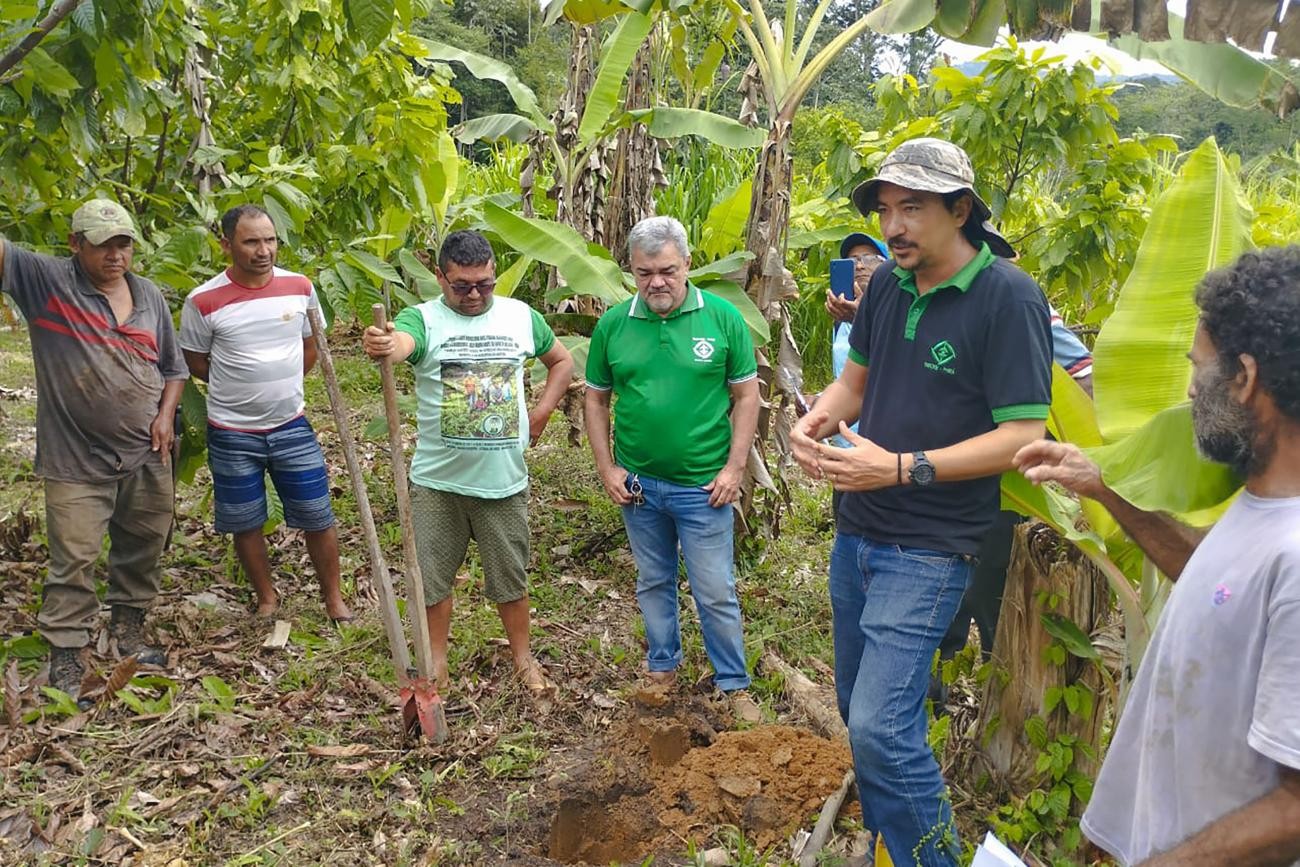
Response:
[206,416,335,534]
[410,484,529,604]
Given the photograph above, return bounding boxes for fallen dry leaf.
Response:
[261,620,291,649]
[4,661,19,728]
[306,743,371,758]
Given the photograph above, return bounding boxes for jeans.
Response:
[830,532,973,867]
[621,473,751,691]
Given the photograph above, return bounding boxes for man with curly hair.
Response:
[1015,245,1300,866]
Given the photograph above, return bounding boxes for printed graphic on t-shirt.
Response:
[438,334,522,449]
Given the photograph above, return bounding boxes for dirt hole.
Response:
[545,689,853,864]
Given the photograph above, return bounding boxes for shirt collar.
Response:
[893,242,995,296]
[628,281,703,320]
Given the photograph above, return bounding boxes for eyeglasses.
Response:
[850,253,884,266]
[625,473,645,507]
[449,279,496,296]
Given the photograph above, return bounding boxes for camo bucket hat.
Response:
[850,137,1015,259]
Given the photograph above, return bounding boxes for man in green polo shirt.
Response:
[585,216,762,723]
[790,138,1053,866]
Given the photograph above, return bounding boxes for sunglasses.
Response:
[625,473,645,507]
[449,279,496,296]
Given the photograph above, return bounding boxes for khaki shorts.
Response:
[410,484,530,605]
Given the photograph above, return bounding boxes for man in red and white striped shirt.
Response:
[180,206,351,621]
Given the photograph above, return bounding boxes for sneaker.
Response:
[110,605,168,666]
[727,689,762,724]
[48,646,85,700]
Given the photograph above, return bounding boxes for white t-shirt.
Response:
[1082,492,1300,865]
[179,267,316,431]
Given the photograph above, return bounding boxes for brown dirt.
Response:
[544,686,853,864]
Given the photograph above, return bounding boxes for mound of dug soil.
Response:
[547,688,852,864]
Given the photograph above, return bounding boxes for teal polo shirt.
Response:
[839,243,1054,555]
[586,283,757,486]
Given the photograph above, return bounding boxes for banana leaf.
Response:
[494,254,533,298]
[482,204,629,306]
[687,250,754,282]
[1087,403,1242,516]
[697,180,753,262]
[1110,14,1300,116]
[578,11,655,145]
[454,113,538,144]
[1092,138,1252,443]
[626,108,766,149]
[694,279,771,345]
[416,38,547,126]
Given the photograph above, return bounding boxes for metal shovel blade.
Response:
[400,678,449,743]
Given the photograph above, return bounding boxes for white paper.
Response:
[970,831,1029,867]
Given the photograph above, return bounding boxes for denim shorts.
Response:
[206,415,334,534]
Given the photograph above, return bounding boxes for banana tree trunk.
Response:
[602,39,663,268]
[976,522,1110,790]
[738,119,798,532]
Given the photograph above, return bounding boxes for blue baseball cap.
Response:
[839,233,887,260]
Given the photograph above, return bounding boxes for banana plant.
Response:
[1001,137,1250,675]
[864,0,1300,117]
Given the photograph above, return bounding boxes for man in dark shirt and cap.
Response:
[0,199,188,705]
[791,138,1053,866]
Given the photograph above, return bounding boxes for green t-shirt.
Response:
[585,283,757,486]
[395,296,555,498]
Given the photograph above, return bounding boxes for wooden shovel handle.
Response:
[371,304,437,680]
[307,307,410,676]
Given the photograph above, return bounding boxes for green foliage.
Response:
[1113,77,1300,164]
[0,0,457,323]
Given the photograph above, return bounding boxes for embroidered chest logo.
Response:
[924,339,957,375]
[692,337,716,362]
[1212,584,1232,606]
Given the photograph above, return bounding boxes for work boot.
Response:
[110,605,168,666]
[727,689,763,724]
[48,646,85,700]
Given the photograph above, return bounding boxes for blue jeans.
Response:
[621,473,750,692]
[830,532,973,867]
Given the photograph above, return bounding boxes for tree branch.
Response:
[0,0,84,80]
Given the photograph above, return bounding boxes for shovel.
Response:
[308,306,446,743]
[369,303,448,742]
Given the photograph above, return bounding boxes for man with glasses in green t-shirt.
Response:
[584,216,762,723]
[364,231,574,697]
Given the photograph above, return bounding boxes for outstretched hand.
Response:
[362,322,397,359]
[1013,439,1106,499]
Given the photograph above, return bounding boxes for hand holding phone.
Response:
[830,258,856,299]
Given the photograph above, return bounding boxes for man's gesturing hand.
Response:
[791,409,828,477]
[704,463,744,507]
[816,423,900,491]
[1013,439,1106,499]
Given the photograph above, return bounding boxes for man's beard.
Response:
[1191,366,1269,478]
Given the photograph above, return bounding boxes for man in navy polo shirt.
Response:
[791,138,1053,866]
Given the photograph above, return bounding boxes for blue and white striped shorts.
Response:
[206,415,335,534]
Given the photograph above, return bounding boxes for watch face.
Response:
[911,456,935,486]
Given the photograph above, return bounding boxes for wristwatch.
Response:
[909,451,936,487]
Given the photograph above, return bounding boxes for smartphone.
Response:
[830,258,856,299]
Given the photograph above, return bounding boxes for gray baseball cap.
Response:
[850,137,1014,258]
[71,199,139,245]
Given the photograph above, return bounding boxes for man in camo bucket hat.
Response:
[851,137,1015,258]
[790,137,1053,865]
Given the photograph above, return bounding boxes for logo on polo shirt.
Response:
[925,340,957,375]
[692,337,716,362]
